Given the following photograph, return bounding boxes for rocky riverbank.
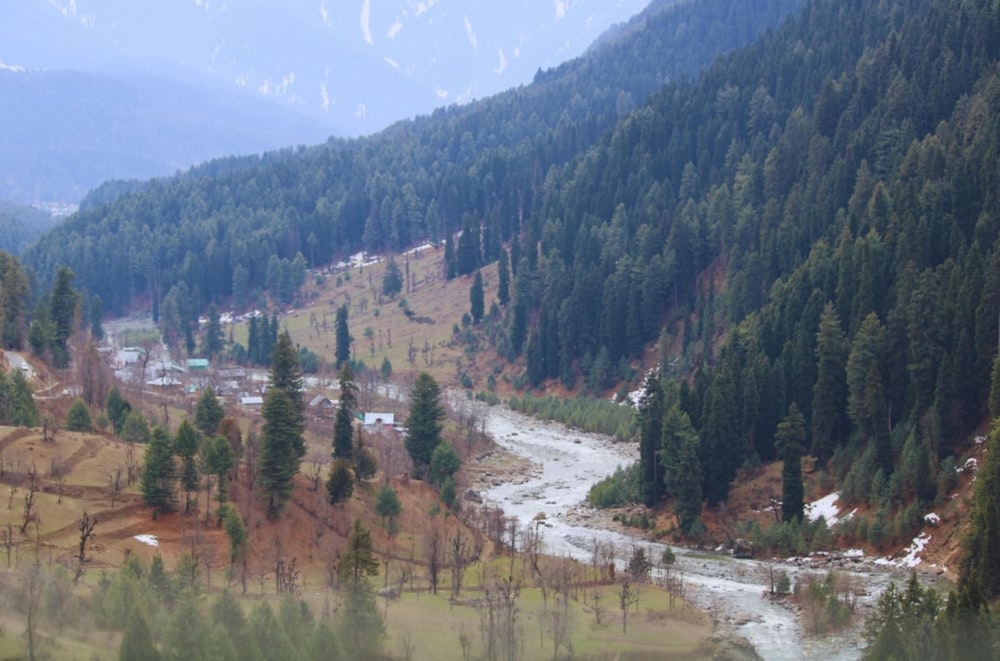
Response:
[469,402,925,661]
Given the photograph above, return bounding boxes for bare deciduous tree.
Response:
[306,452,327,492]
[50,454,69,503]
[20,559,44,661]
[106,466,123,507]
[619,579,638,633]
[425,523,442,595]
[20,463,38,535]
[124,440,141,486]
[75,512,98,582]
[449,527,476,599]
[592,589,605,625]
[3,522,14,567]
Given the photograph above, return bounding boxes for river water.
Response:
[477,403,912,661]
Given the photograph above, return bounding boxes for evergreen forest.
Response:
[21,0,1000,511]
[4,0,1000,655]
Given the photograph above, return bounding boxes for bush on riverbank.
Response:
[588,462,642,507]
[507,392,637,440]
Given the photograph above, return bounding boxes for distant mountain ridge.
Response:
[0,68,333,205]
[0,200,58,254]
[1,0,652,137]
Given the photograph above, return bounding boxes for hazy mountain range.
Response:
[0,0,651,205]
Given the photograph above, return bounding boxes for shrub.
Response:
[66,398,92,432]
[587,463,642,508]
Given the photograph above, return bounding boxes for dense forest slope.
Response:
[22,0,1000,526]
[23,0,806,315]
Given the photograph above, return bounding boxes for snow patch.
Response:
[133,534,159,547]
[875,532,930,569]
[804,492,848,525]
[924,512,941,526]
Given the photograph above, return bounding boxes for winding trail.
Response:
[476,403,909,661]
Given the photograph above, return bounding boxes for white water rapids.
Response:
[476,403,913,661]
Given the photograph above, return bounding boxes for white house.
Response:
[363,412,395,427]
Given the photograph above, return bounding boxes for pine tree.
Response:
[89,293,104,340]
[470,270,485,324]
[775,403,806,523]
[119,608,159,661]
[121,410,150,445]
[200,303,224,359]
[203,437,234,504]
[305,620,343,661]
[65,397,92,432]
[258,389,299,518]
[661,403,702,532]
[164,590,211,660]
[248,601,296,661]
[247,314,260,365]
[332,364,357,460]
[0,252,30,351]
[497,247,510,307]
[374,483,402,534]
[428,442,461,486]
[957,421,1000,600]
[48,265,77,368]
[141,426,177,514]
[326,459,354,504]
[106,387,131,436]
[174,420,200,514]
[353,432,377,482]
[404,373,445,478]
[335,304,350,368]
[194,386,224,437]
[811,302,848,467]
[338,518,384,658]
[381,257,403,298]
[847,312,892,475]
[4,370,38,427]
[989,353,1000,419]
[268,331,305,460]
[638,373,665,506]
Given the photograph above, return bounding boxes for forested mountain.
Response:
[23,0,1000,522]
[24,0,806,316]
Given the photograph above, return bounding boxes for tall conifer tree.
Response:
[332,364,357,460]
[812,303,848,467]
[335,304,350,368]
[141,426,177,514]
[638,373,665,506]
[775,403,806,523]
[258,331,306,517]
[404,373,445,478]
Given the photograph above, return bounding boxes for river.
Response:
[476,403,914,661]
